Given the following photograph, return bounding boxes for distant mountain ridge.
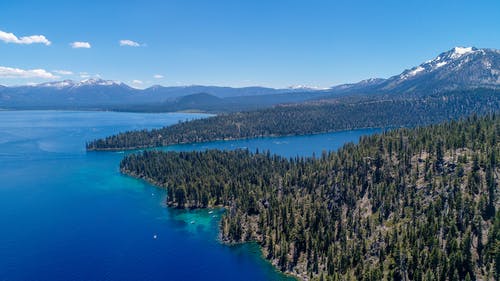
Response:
[0,78,325,110]
[1,47,499,111]
[36,79,128,88]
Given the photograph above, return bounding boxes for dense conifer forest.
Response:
[120,114,500,280]
[87,89,500,151]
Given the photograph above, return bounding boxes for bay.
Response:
[0,110,380,281]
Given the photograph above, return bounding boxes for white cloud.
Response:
[79,72,90,78]
[70,41,91,49]
[132,79,143,84]
[53,70,73,75]
[0,30,51,45]
[153,74,164,79]
[0,66,57,79]
[119,39,141,47]
[79,72,101,79]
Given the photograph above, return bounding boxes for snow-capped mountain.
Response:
[381,47,500,93]
[327,47,500,96]
[0,79,136,108]
[287,85,329,91]
[35,79,128,89]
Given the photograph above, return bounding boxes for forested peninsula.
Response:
[120,114,499,280]
[87,89,500,151]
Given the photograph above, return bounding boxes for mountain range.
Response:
[1,47,499,112]
[0,78,326,111]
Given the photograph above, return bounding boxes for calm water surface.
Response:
[0,110,380,281]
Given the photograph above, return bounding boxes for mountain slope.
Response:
[323,47,500,97]
[382,47,500,94]
[144,93,224,112]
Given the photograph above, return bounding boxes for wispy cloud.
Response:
[79,72,101,79]
[132,79,143,84]
[0,66,57,79]
[0,30,51,45]
[119,39,142,47]
[153,74,164,79]
[70,41,91,49]
[53,70,73,75]
[79,72,90,78]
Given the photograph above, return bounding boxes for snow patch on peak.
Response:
[401,66,425,80]
[450,47,476,59]
[288,85,326,91]
[435,61,448,68]
[408,66,425,76]
[419,47,479,72]
[36,80,76,88]
[483,60,492,69]
[358,78,385,84]
[76,79,121,87]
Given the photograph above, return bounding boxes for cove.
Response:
[0,110,380,281]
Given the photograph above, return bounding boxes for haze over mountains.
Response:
[0,78,326,111]
[1,47,499,112]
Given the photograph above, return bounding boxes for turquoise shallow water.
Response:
[0,110,380,281]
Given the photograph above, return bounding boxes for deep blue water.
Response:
[0,110,380,281]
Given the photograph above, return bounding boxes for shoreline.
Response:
[87,126,384,152]
[0,107,215,114]
[123,169,303,280]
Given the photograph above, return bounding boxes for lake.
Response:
[0,110,380,281]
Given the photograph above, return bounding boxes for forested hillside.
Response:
[121,114,500,280]
[87,89,500,151]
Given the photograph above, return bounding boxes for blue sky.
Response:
[0,0,499,88]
